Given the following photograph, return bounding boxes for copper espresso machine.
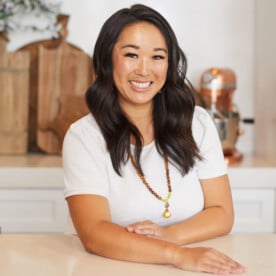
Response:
[199,68,243,164]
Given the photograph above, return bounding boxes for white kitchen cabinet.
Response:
[231,188,275,233]
[0,154,275,233]
[0,155,68,233]
[228,158,276,234]
[0,188,68,233]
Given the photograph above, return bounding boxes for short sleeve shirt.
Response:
[63,106,227,230]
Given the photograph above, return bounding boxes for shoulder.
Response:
[64,113,104,147]
[192,105,217,146]
[192,106,227,177]
[192,105,213,132]
[68,113,101,136]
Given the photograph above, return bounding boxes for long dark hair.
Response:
[86,4,201,175]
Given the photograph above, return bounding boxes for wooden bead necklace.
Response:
[130,153,172,218]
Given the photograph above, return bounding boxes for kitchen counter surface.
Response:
[0,233,275,276]
[0,153,275,168]
[0,153,275,189]
[0,154,63,188]
[0,154,62,167]
[227,154,276,188]
[1,153,276,168]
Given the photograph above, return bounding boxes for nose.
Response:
[135,58,150,76]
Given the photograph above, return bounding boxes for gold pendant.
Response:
[163,202,171,218]
[163,208,171,218]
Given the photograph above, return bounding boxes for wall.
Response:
[255,0,276,161]
[7,0,256,154]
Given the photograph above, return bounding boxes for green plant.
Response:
[0,0,61,38]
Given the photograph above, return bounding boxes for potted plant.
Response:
[0,0,61,48]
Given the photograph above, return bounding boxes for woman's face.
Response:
[112,22,168,113]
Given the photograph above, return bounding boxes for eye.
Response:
[124,53,138,59]
[153,55,165,60]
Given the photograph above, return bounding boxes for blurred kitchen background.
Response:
[0,0,275,234]
[1,0,275,161]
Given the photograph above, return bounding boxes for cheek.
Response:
[113,58,132,77]
[157,64,168,81]
[112,59,132,91]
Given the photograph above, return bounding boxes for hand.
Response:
[126,221,246,274]
[126,220,173,242]
[173,246,247,275]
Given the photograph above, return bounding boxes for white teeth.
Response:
[131,81,151,88]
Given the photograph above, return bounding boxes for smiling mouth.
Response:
[130,81,152,89]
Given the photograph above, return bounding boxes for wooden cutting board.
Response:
[37,42,91,153]
[18,14,94,154]
[0,45,30,154]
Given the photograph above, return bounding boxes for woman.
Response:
[63,4,246,274]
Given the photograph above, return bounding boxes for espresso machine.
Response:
[199,67,243,164]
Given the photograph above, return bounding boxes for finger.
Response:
[206,259,242,274]
[127,225,161,238]
[202,249,247,274]
[136,227,159,237]
[131,220,154,228]
[126,220,153,229]
[202,260,246,275]
[126,221,155,232]
[211,249,246,271]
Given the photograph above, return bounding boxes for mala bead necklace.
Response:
[130,153,172,218]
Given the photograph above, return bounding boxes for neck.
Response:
[123,105,154,146]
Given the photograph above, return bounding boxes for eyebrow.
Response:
[121,44,168,53]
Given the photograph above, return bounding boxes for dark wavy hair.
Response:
[86,4,201,175]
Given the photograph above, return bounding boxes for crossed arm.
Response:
[126,174,234,244]
[66,174,246,274]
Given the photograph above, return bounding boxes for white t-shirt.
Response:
[63,106,227,233]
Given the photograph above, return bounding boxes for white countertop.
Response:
[0,154,62,167]
[0,154,63,188]
[0,234,275,276]
[1,153,275,168]
[0,153,276,189]
[227,154,276,188]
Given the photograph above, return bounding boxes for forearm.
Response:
[81,220,178,265]
[166,206,234,245]
[81,219,245,275]
[165,174,234,245]
[68,195,245,274]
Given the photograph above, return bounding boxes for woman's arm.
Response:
[126,174,234,245]
[67,192,245,274]
[67,194,174,263]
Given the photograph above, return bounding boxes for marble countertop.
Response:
[0,153,275,168]
[0,154,63,188]
[0,153,275,189]
[227,154,276,188]
[0,154,62,167]
[1,234,275,276]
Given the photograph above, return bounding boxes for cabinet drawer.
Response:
[231,189,275,233]
[0,189,68,233]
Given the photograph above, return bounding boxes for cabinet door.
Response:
[231,188,275,233]
[0,189,68,233]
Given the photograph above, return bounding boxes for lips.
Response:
[130,80,152,89]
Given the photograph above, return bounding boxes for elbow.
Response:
[76,226,105,255]
[210,205,234,237]
[223,220,233,235]
[221,207,234,235]
[83,239,94,253]
[78,221,119,256]
[79,234,98,254]
[81,235,110,256]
